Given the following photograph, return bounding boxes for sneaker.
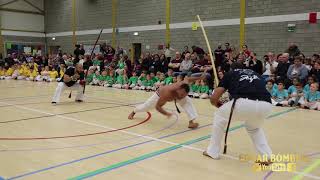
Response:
[75,100,83,103]
[276,103,282,107]
[51,102,57,105]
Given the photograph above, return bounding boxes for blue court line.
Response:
[6,108,296,180]
[6,124,212,180]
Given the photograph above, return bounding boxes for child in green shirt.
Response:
[92,58,101,72]
[138,72,146,87]
[90,71,101,86]
[86,69,95,84]
[140,74,154,91]
[190,80,201,98]
[164,69,174,85]
[105,71,115,87]
[199,80,210,99]
[154,73,166,89]
[99,70,109,86]
[113,69,128,89]
[128,72,139,90]
[150,72,159,84]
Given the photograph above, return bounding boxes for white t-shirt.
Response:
[262,61,278,76]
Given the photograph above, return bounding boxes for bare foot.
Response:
[128,111,135,120]
[188,121,199,129]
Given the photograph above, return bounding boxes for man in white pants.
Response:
[204,63,273,164]
[128,75,206,129]
[52,64,85,104]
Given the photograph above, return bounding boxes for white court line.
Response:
[0,101,319,179]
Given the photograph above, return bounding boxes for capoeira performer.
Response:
[52,64,85,104]
[204,63,273,164]
[128,74,206,129]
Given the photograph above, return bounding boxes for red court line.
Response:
[0,112,151,140]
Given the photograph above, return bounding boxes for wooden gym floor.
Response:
[0,80,319,180]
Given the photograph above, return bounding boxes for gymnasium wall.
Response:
[44,0,320,57]
[0,0,45,55]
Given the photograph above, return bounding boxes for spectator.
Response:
[181,46,190,59]
[168,51,182,73]
[300,82,320,110]
[191,53,213,88]
[224,43,232,53]
[74,44,82,62]
[303,57,313,71]
[150,54,162,74]
[262,52,278,81]
[5,54,15,67]
[271,81,289,106]
[275,53,290,78]
[214,43,225,69]
[303,75,317,93]
[217,70,224,81]
[159,54,169,73]
[265,80,274,95]
[124,55,132,77]
[285,43,301,63]
[106,45,115,63]
[164,44,175,61]
[192,45,205,59]
[242,44,251,57]
[247,52,263,75]
[275,53,291,87]
[309,61,320,82]
[178,53,193,76]
[141,53,151,72]
[287,56,308,83]
[221,52,233,72]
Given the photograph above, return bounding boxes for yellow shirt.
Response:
[21,64,27,71]
[6,68,14,76]
[23,69,31,77]
[30,69,38,78]
[0,69,5,76]
[59,70,64,78]
[18,68,24,75]
[49,71,58,79]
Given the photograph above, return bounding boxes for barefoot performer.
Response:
[128,73,207,129]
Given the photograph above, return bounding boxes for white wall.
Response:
[0,0,44,32]
[1,11,44,32]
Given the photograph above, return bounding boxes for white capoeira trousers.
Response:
[134,93,198,121]
[206,98,273,159]
[52,82,84,103]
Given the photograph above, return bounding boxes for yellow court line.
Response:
[292,158,320,180]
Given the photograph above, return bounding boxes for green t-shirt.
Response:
[139,76,146,82]
[93,59,100,66]
[191,84,200,92]
[116,75,128,85]
[199,85,209,94]
[129,76,138,85]
[106,76,114,85]
[164,76,173,85]
[99,75,109,81]
[86,73,94,83]
[152,77,159,83]
[118,61,125,69]
[142,79,154,87]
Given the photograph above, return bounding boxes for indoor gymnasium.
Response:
[0,0,319,180]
